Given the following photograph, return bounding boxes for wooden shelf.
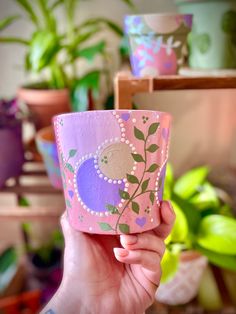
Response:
[0,162,64,220]
[114,72,236,109]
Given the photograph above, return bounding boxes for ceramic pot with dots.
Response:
[53,110,171,234]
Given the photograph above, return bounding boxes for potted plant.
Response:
[156,164,236,308]
[176,0,236,69]
[0,0,131,129]
[0,98,25,188]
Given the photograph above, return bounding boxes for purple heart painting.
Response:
[54,110,171,234]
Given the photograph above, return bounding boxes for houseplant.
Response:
[176,0,236,69]
[0,98,25,188]
[156,164,236,308]
[0,0,132,128]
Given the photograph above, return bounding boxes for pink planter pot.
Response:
[36,126,62,190]
[124,14,192,77]
[156,251,208,305]
[53,110,171,234]
[0,122,24,188]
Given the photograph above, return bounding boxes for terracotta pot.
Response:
[156,250,208,305]
[17,88,70,130]
[36,126,62,190]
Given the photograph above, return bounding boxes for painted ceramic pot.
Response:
[124,14,193,76]
[0,122,24,188]
[53,110,171,234]
[156,251,208,305]
[36,126,62,190]
[176,0,236,69]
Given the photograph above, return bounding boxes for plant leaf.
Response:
[65,162,74,173]
[196,245,236,272]
[197,215,236,255]
[190,182,220,210]
[74,40,106,62]
[131,201,140,214]
[163,163,174,199]
[69,149,77,158]
[148,122,160,136]
[174,166,209,199]
[0,15,20,32]
[150,191,155,205]
[98,222,113,231]
[120,0,135,9]
[146,144,159,153]
[131,153,145,163]
[15,0,39,27]
[18,197,30,207]
[141,178,150,192]
[0,247,17,274]
[106,204,119,215]
[79,18,123,37]
[119,223,130,234]
[126,174,139,184]
[169,202,189,243]
[134,126,145,141]
[146,164,159,173]
[119,189,130,200]
[161,248,180,284]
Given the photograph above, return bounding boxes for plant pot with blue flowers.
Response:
[176,0,236,69]
[0,98,24,188]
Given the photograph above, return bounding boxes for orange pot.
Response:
[17,87,70,129]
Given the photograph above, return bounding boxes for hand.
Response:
[42,201,175,314]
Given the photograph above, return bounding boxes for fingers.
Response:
[154,200,175,239]
[120,233,165,258]
[114,248,161,272]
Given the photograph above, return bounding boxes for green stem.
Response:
[114,137,148,233]
[133,189,156,200]
[0,37,29,45]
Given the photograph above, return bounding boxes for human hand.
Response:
[42,201,175,314]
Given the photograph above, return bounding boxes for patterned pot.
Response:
[0,122,24,188]
[176,0,236,69]
[53,110,171,234]
[124,14,193,76]
[156,251,208,305]
[36,126,62,190]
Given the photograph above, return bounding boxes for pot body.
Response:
[54,110,171,234]
[176,0,236,69]
[124,14,192,76]
[36,126,62,189]
[18,88,70,130]
[0,122,24,188]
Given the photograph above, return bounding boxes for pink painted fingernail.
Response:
[114,248,129,257]
[120,234,138,245]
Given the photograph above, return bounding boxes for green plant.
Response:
[0,0,135,111]
[161,164,236,284]
[0,247,18,293]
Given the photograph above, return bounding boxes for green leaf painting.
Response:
[148,122,159,136]
[134,126,145,141]
[131,153,145,163]
[141,178,150,192]
[127,174,139,184]
[119,223,130,234]
[106,204,119,215]
[146,164,159,173]
[150,191,155,205]
[119,189,130,200]
[69,149,77,158]
[146,144,159,153]
[65,199,72,208]
[65,162,74,173]
[98,222,113,231]
[131,201,140,214]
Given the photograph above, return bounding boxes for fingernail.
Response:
[120,234,138,245]
[114,248,129,257]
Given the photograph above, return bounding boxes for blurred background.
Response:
[0,0,236,313]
